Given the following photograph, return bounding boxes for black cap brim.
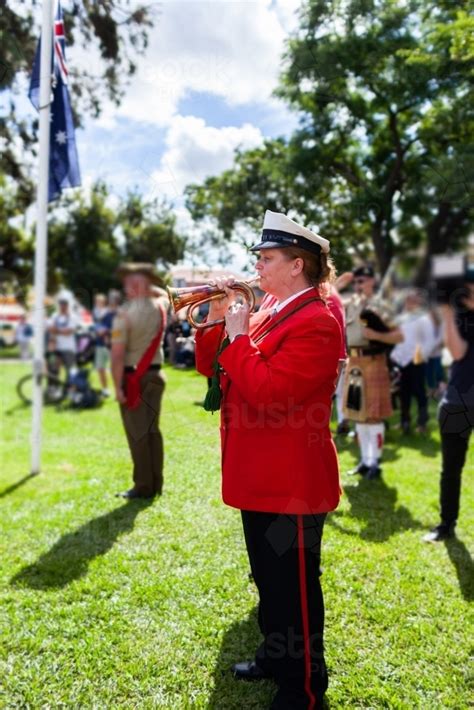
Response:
[249,241,286,252]
[249,229,322,256]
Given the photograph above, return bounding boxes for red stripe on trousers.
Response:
[297,515,316,710]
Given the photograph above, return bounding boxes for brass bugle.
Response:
[167,279,258,329]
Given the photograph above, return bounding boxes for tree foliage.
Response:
[46,183,186,305]
[117,192,186,268]
[186,0,474,281]
[0,182,186,306]
[0,176,34,301]
[1,0,158,202]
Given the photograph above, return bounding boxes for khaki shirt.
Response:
[344,293,395,348]
[111,297,167,367]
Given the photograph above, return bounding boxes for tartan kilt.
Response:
[342,353,393,422]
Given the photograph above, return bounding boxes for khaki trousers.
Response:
[120,370,165,496]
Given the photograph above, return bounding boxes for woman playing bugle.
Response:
[195,210,342,709]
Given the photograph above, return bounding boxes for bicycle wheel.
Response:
[16,373,68,406]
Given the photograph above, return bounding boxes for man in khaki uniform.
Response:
[111,263,168,499]
[336,265,403,480]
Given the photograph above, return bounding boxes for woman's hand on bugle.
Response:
[208,276,237,321]
[225,301,250,341]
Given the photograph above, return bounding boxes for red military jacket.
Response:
[195,288,342,514]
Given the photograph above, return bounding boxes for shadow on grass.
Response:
[4,402,30,416]
[388,432,439,458]
[11,499,152,590]
[444,537,474,602]
[329,478,424,542]
[0,472,38,499]
[335,434,403,465]
[207,607,275,710]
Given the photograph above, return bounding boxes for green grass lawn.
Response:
[0,362,472,709]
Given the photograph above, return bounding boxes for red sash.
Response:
[124,302,167,409]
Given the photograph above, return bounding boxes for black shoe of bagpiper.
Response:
[348,461,369,476]
[365,465,382,480]
[423,523,456,543]
[336,420,351,435]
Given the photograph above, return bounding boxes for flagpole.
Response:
[31,0,54,475]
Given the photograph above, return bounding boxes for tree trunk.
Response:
[371,218,393,276]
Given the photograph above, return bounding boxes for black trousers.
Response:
[241,510,327,709]
[438,405,473,526]
[399,362,428,428]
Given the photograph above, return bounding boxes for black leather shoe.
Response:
[423,523,455,543]
[336,420,351,435]
[347,462,369,476]
[231,660,272,681]
[365,465,382,480]
[116,488,154,499]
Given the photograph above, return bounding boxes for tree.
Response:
[47,183,120,303]
[0,176,34,302]
[186,0,473,281]
[47,183,186,306]
[118,192,187,269]
[1,1,158,200]
[185,138,361,272]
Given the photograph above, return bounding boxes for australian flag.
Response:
[29,1,81,201]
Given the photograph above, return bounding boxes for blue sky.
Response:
[12,1,303,268]
[74,1,302,207]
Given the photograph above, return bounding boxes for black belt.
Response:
[124,364,161,373]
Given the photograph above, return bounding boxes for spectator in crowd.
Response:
[47,295,78,376]
[92,293,116,397]
[15,314,33,360]
[390,291,434,434]
[426,307,446,399]
[165,313,180,366]
[174,327,196,368]
[424,280,474,542]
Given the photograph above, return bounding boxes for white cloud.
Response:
[147,115,264,198]
[23,0,301,129]
[19,0,302,218]
[116,0,296,126]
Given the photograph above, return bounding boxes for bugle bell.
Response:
[167,280,257,329]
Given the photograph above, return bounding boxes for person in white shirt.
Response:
[425,308,446,399]
[391,291,434,434]
[47,297,79,374]
[15,315,33,360]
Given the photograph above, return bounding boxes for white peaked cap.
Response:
[57,289,73,304]
[249,210,330,255]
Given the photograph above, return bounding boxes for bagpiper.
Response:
[336,265,403,479]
